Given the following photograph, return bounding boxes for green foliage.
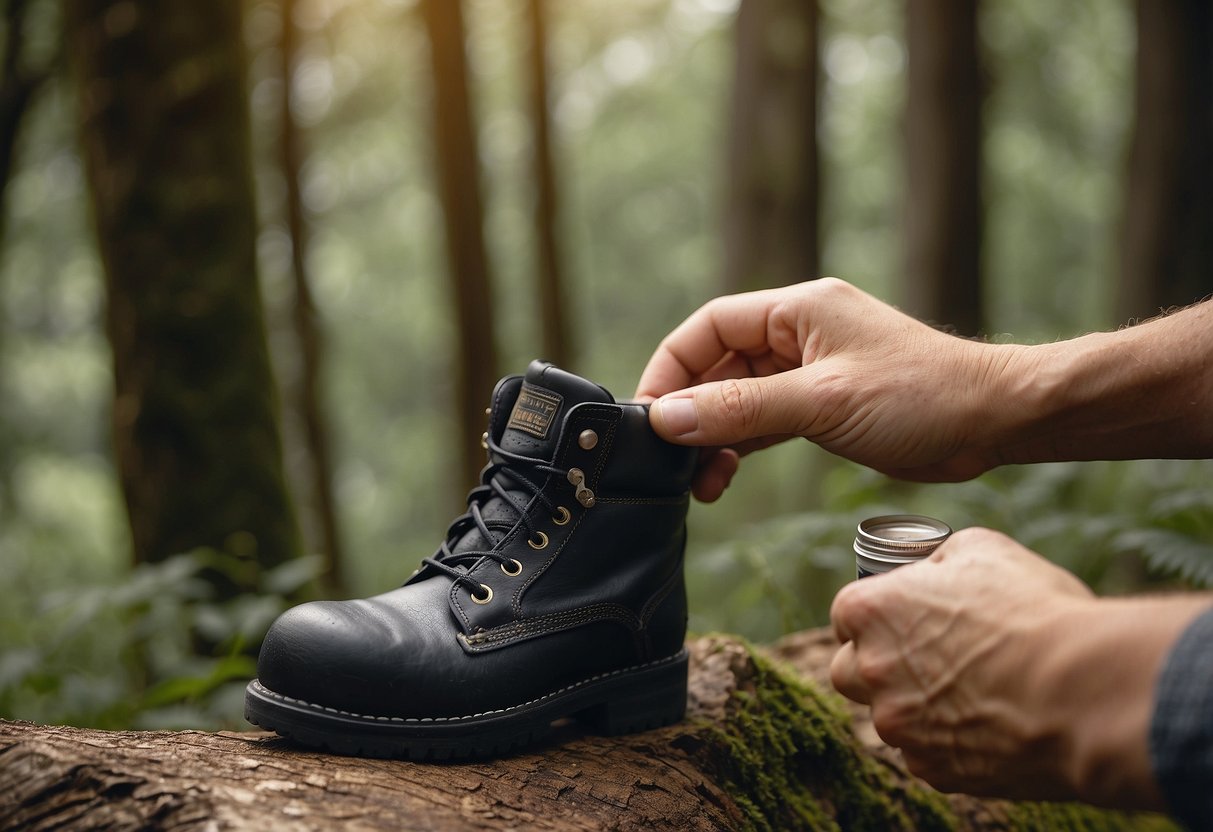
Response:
[1005,803,1179,832]
[0,550,319,730]
[688,457,1213,642]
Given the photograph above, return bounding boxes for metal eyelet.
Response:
[500,558,523,576]
[480,431,489,450]
[551,506,571,526]
[528,531,549,550]
[471,584,493,604]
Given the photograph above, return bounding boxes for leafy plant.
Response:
[0,550,319,730]
[687,458,1213,642]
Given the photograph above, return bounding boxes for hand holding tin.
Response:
[829,527,1211,812]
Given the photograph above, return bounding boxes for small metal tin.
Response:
[854,514,952,579]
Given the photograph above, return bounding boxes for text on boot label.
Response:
[507,383,563,439]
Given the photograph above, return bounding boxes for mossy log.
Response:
[0,632,1178,831]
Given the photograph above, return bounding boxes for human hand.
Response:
[635,279,1032,501]
[829,528,1204,809]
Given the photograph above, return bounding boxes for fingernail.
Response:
[658,397,698,436]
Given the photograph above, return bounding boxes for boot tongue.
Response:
[443,361,612,558]
[499,360,613,461]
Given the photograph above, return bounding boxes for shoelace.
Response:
[416,433,574,600]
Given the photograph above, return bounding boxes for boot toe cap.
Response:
[256,599,413,716]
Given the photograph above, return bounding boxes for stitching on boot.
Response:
[251,649,686,724]
[511,411,615,613]
[594,495,690,505]
[639,557,683,625]
[589,416,618,486]
[460,602,639,651]
[510,494,588,614]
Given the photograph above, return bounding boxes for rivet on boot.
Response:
[567,468,596,508]
[578,429,598,450]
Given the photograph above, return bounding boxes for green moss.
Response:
[698,639,1179,832]
[696,641,956,831]
[1005,802,1180,832]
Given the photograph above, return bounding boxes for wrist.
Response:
[1035,596,1212,809]
[959,341,1046,458]
[983,303,1213,464]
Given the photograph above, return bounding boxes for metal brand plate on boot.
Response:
[506,382,563,439]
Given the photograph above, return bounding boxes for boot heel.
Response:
[578,654,688,736]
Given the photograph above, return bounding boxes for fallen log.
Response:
[0,632,1178,831]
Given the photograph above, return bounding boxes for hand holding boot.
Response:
[636,278,1213,501]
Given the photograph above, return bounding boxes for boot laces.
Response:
[416,432,569,597]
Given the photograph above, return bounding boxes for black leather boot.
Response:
[245,361,697,759]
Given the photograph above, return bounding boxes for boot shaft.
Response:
[452,372,697,649]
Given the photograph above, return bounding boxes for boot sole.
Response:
[244,648,689,760]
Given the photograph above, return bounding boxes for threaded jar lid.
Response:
[854,514,952,558]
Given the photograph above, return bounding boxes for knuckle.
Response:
[830,582,875,636]
[717,378,763,432]
[828,648,852,691]
[939,526,1006,557]
[855,651,892,689]
[870,700,913,747]
[808,276,855,300]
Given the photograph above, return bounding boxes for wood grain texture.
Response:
[0,633,1176,831]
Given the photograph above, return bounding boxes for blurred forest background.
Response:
[1,0,1211,731]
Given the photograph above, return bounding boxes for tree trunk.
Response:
[903,0,984,336]
[65,0,301,594]
[0,0,53,510]
[1117,0,1213,323]
[722,0,819,294]
[279,0,347,595]
[0,0,50,249]
[0,632,1174,831]
[525,0,572,369]
[419,0,499,495]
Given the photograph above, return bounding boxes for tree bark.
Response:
[1116,0,1213,323]
[65,0,301,593]
[722,0,819,294]
[0,0,51,249]
[419,0,499,495]
[525,0,572,369]
[279,0,347,595]
[0,0,53,510]
[903,0,984,336]
[0,632,1173,831]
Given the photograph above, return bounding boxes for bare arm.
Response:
[994,301,1213,466]
[636,279,1213,499]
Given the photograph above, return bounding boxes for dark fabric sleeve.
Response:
[1150,603,1213,831]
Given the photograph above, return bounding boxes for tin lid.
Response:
[855,514,952,558]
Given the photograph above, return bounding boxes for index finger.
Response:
[635,291,783,399]
[829,578,879,644]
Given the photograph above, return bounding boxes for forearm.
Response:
[991,301,1213,464]
[1034,594,1213,809]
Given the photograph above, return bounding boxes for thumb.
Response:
[649,372,810,446]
